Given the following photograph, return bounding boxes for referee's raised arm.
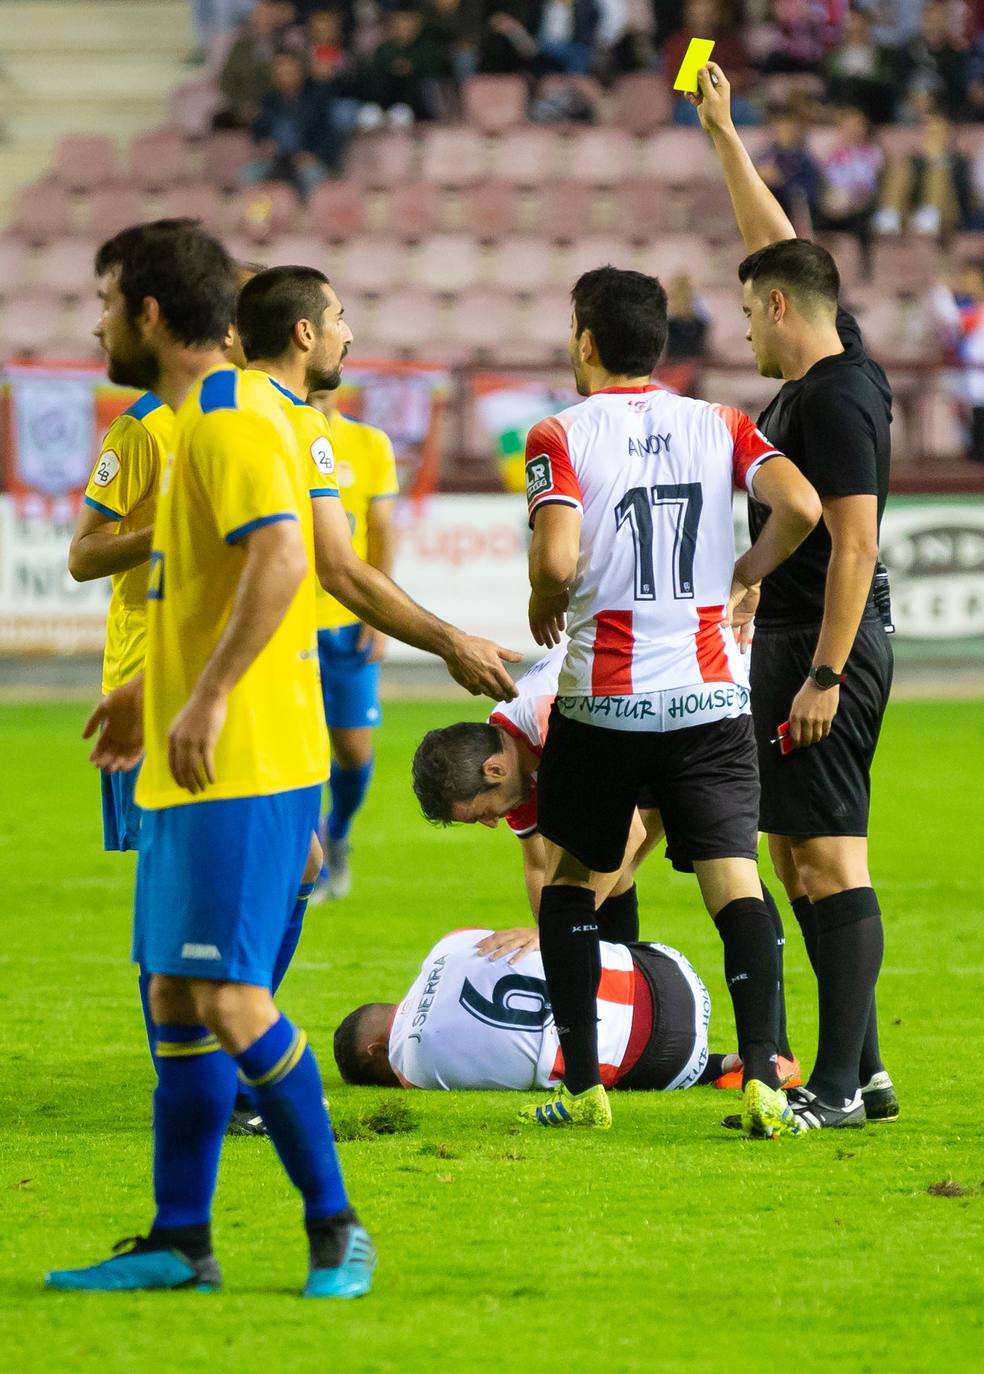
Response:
[687,62,797,253]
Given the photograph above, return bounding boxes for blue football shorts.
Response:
[317,624,382,731]
[101,766,143,852]
[132,784,321,985]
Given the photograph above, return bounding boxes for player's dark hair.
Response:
[333,1004,392,1085]
[571,266,668,376]
[738,238,840,312]
[94,218,236,347]
[236,264,331,360]
[411,722,503,825]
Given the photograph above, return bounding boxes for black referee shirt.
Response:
[749,308,892,627]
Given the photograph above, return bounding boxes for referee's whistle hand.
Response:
[788,680,840,749]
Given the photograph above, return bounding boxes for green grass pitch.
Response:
[1,697,982,1373]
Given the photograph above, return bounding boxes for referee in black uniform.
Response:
[690,64,897,1129]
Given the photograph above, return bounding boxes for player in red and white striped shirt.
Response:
[522,266,821,1138]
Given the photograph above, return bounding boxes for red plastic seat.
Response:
[535,181,598,240]
[55,135,117,192]
[488,235,557,291]
[336,238,408,294]
[0,289,65,355]
[0,237,32,294]
[369,289,442,349]
[613,74,673,136]
[683,180,742,236]
[168,78,222,137]
[642,234,708,283]
[872,239,942,293]
[447,288,521,351]
[85,186,148,239]
[264,234,332,271]
[567,129,636,185]
[640,129,719,183]
[515,287,574,354]
[566,236,636,280]
[306,181,367,239]
[345,131,417,186]
[462,75,528,133]
[536,74,605,125]
[618,178,680,239]
[129,128,188,193]
[35,237,99,298]
[382,182,443,238]
[420,127,485,186]
[415,234,484,291]
[702,287,753,365]
[158,181,228,233]
[12,180,73,244]
[234,182,301,241]
[203,132,255,192]
[490,128,563,185]
[460,181,521,239]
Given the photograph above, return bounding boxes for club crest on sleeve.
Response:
[93,450,120,487]
[526,454,552,500]
[310,437,335,475]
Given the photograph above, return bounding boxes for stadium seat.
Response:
[515,287,575,356]
[534,181,599,240]
[264,234,333,271]
[128,128,188,193]
[536,74,605,124]
[306,180,367,239]
[460,181,522,239]
[0,289,65,355]
[54,135,117,193]
[640,129,720,183]
[203,132,255,192]
[42,334,102,363]
[490,127,563,185]
[702,287,753,364]
[683,180,743,236]
[462,75,528,133]
[488,234,557,291]
[815,232,864,289]
[35,237,99,299]
[643,234,714,283]
[446,288,521,354]
[567,129,636,185]
[369,289,442,348]
[85,186,148,239]
[158,181,228,233]
[950,231,984,262]
[336,237,408,293]
[415,234,484,291]
[617,179,680,240]
[565,236,636,279]
[345,131,417,186]
[872,239,942,293]
[234,183,301,242]
[420,127,485,186]
[383,181,444,238]
[613,74,673,136]
[167,78,222,137]
[11,180,73,244]
[0,238,32,295]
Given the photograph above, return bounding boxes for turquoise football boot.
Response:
[303,1224,376,1299]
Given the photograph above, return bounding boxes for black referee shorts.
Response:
[751,616,893,839]
[536,704,760,875]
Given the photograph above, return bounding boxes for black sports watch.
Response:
[809,664,845,690]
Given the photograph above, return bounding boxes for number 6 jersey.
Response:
[525,385,782,704]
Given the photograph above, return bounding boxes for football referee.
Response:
[690,64,897,1130]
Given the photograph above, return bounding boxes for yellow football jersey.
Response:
[83,392,172,693]
[135,367,329,811]
[316,409,399,631]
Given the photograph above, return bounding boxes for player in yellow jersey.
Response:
[306,387,397,899]
[47,219,375,1299]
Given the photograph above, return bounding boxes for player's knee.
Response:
[303,832,323,885]
[331,728,373,771]
[192,980,273,1041]
[148,973,196,1025]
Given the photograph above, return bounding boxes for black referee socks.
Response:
[539,885,602,1096]
[595,884,639,945]
[713,897,781,1089]
[810,886,884,1105]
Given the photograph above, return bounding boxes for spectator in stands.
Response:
[244,48,342,195]
[475,0,600,78]
[755,105,821,230]
[874,110,974,240]
[821,6,896,124]
[188,0,256,63]
[307,6,349,80]
[664,273,709,362]
[899,0,971,122]
[964,22,984,119]
[754,0,846,76]
[600,0,656,77]
[664,0,759,125]
[855,0,925,86]
[929,258,984,464]
[356,5,451,122]
[215,0,283,129]
[815,105,884,271]
[426,0,484,84]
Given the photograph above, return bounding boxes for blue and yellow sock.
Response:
[138,968,157,1073]
[236,1015,349,1221]
[152,1025,238,1230]
[271,881,315,994]
[327,762,373,844]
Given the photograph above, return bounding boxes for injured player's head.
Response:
[411,722,533,827]
[334,1003,401,1086]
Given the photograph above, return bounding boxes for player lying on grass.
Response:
[412,647,801,1090]
[333,928,734,1097]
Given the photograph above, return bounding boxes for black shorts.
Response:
[616,943,710,1091]
[536,705,760,875]
[750,616,894,838]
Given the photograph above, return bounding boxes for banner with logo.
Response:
[333,360,450,498]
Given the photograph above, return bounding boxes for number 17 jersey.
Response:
[525,385,781,697]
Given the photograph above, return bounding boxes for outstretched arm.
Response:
[686,62,797,253]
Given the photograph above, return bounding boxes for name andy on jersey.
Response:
[627,433,671,457]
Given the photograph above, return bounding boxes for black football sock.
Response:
[809,887,884,1105]
[306,1205,359,1270]
[538,884,602,1096]
[713,897,781,1090]
[791,894,818,973]
[859,991,886,1084]
[761,883,793,1059]
[595,884,639,944]
[697,1054,729,1085]
[148,1222,212,1262]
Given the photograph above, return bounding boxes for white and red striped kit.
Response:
[488,644,565,837]
[525,385,781,727]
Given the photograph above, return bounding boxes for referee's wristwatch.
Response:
[809,664,846,690]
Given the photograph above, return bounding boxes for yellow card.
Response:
[672,37,715,93]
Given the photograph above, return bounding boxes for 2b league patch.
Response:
[526,453,552,500]
[93,450,120,486]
